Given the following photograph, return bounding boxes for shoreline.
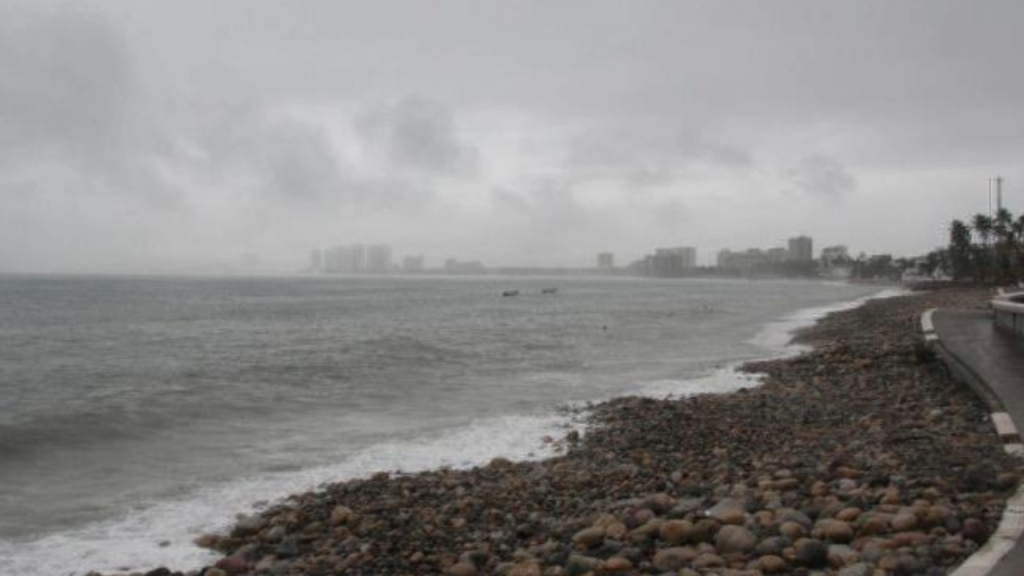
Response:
[91,285,1022,576]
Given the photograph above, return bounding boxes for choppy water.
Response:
[0,274,883,575]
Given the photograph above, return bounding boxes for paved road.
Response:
[933,309,1024,576]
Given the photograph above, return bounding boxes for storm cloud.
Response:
[3,0,1024,273]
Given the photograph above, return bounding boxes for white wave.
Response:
[635,367,764,398]
[633,286,910,400]
[0,413,574,576]
[748,286,911,357]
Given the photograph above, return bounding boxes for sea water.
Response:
[0,274,883,575]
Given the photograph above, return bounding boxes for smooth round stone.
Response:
[962,518,990,543]
[330,505,354,526]
[716,525,758,554]
[794,539,829,568]
[214,557,248,575]
[838,563,873,576]
[232,515,266,537]
[601,556,633,573]
[659,520,695,545]
[605,521,628,540]
[891,512,918,532]
[446,561,478,576]
[836,507,862,522]
[691,553,725,570]
[706,498,747,524]
[779,521,806,539]
[755,536,788,556]
[506,561,542,576]
[758,554,787,573]
[652,547,698,572]
[572,526,605,548]
[814,519,853,543]
[827,544,858,567]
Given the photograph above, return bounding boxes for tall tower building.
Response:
[366,244,392,274]
[787,236,813,261]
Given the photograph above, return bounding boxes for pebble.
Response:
[446,561,477,576]
[571,526,605,548]
[652,547,697,572]
[757,554,786,573]
[85,287,1017,576]
[716,525,758,554]
[658,519,694,544]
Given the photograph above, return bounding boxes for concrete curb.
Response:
[923,308,1007,413]
[923,308,1024,576]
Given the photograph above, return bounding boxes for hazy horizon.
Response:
[3,0,1023,274]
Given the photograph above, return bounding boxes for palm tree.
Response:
[1014,214,1024,283]
[970,214,995,282]
[972,213,994,247]
[993,209,1015,282]
[949,219,973,280]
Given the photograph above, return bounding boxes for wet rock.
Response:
[571,526,605,548]
[231,514,265,537]
[691,552,725,570]
[890,511,917,532]
[707,498,746,525]
[757,554,786,573]
[658,520,694,545]
[330,505,354,525]
[962,518,990,543]
[794,539,828,568]
[506,561,542,576]
[715,525,757,554]
[275,536,301,558]
[652,547,697,572]
[813,519,853,543]
[600,556,632,573]
[446,561,478,576]
[837,563,873,576]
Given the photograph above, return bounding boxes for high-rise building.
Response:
[787,236,813,262]
[351,244,367,273]
[597,252,614,270]
[366,244,392,274]
[820,245,849,266]
[651,247,697,277]
[310,249,322,272]
[402,255,424,272]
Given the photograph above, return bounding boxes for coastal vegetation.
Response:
[943,208,1024,284]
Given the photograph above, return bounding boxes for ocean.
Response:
[0,274,885,575]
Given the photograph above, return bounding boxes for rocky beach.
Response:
[93,287,1020,576]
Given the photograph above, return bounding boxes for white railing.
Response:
[993,291,1024,336]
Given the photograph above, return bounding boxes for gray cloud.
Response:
[563,125,752,192]
[787,155,857,198]
[354,97,479,177]
[4,0,1024,271]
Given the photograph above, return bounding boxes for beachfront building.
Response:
[402,255,424,273]
[597,252,615,270]
[787,236,814,261]
[310,249,322,272]
[646,246,697,277]
[367,244,393,274]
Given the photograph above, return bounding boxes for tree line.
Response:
[943,208,1024,284]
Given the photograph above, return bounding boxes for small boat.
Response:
[502,290,520,297]
[541,287,558,295]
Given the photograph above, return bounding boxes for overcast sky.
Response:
[2,0,1023,273]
